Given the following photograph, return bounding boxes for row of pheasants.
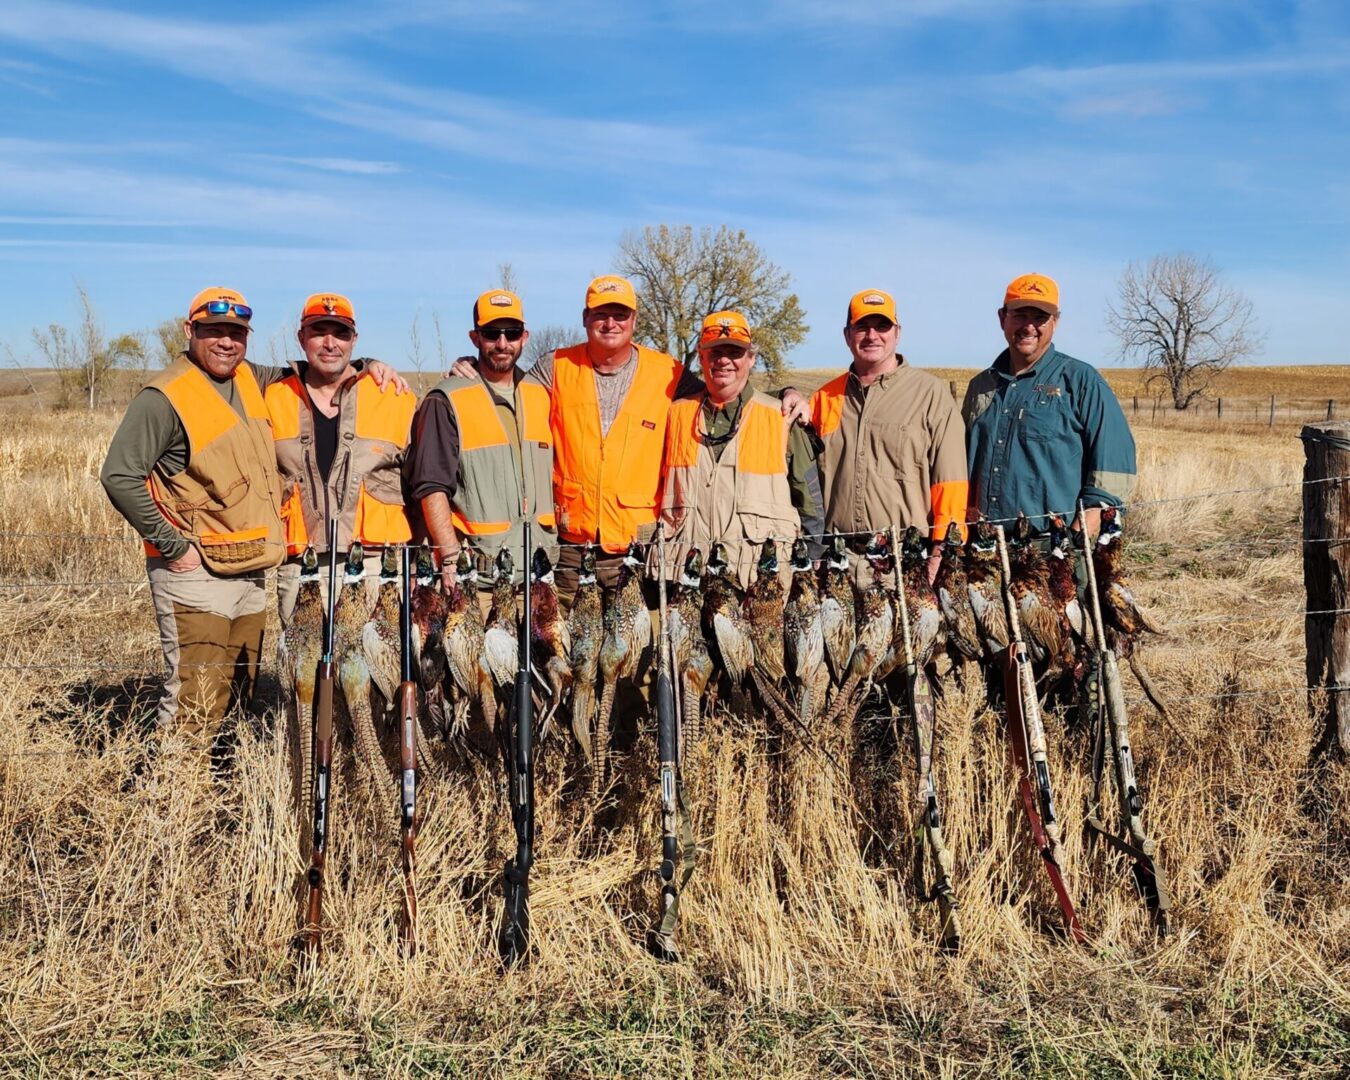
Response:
[281,507,1163,805]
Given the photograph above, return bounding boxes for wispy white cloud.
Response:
[254,155,406,176]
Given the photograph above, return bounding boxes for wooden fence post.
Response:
[1269,394,1277,427]
[1329,399,1336,421]
[1303,421,1350,760]
[1217,397,1223,419]
[1132,395,1138,415]
[1151,398,1158,420]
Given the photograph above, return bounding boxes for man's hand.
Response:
[1080,506,1103,542]
[926,552,942,586]
[447,356,477,380]
[779,387,810,426]
[364,359,412,395]
[167,546,202,574]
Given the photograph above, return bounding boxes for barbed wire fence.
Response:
[0,469,1339,763]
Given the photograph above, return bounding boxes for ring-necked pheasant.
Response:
[333,542,389,795]
[440,549,490,743]
[409,542,449,737]
[567,543,604,767]
[280,545,323,844]
[1008,513,1076,687]
[1045,515,1093,685]
[529,546,572,741]
[818,532,857,691]
[962,519,1008,663]
[1093,507,1168,715]
[596,541,650,797]
[823,531,895,727]
[745,538,796,725]
[702,541,755,712]
[670,549,715,747]
[783,537,829,729]
[481,547,519,737]
[875,525,946,682]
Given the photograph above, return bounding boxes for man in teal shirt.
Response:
[963,273,1136,536]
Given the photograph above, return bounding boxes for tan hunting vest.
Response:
[431,374,555,571]
[265,370,415,556]
[658,389,797,588]
[144,356,285,574]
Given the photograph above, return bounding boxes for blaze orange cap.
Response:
[698,310,753,350]
[584,275,638,311]
[847,289,897,326]
[474,289,525,326]
[188,286,252,329]
[300,292,356,329]
[1003,273,1060,314]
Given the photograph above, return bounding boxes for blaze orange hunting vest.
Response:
[143,356,285,574]
[550,344,682,553]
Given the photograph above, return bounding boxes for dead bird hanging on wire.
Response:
[669,548,715,745]
[1007,513,1077,688]
[333,542,390,794]
[528,546,572,741]
[818,532,857,690]
[783,537,829,729]
[567,543,604,768]
[744,538,798,727]
[1045,515,1093,684]
[409,542,449,735]
[1092,507,1168,716]
[596,541,651,797]
[280,545,323,837]
[961,519,1009,663]
[932,521,982,668]
[875,525,946,683]
[822,531,896,727]
[436,549,490,744]
[480,546,519,737]
[701,540,756,712]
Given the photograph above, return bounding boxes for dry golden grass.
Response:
[1,400,1347,1078]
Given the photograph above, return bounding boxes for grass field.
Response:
[1,373,1347,1077]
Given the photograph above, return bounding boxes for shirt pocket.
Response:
[865,420,923,475]
[1019,390,1074,443]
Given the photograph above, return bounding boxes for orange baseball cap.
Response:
[1003,273,1060,314]
[698,310,752,350]
[188,286,252,329]
[300,292,356,329]
[474,289,525,326]
[847,289,897,326]
[584,275,638,311]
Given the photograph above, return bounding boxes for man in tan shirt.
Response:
[808,289,968,582]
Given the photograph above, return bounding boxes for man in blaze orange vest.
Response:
[659,310,822,588]
[407,289,556,605]
[808,289,969,585]
[266,293,416,627]
[100,287,289,753]
[447,275,810,605]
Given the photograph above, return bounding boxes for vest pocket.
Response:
[616,491,656,508]
[168,476,251,514]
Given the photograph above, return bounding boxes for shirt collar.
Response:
[994,344,1060,382]
[701,381,754,414]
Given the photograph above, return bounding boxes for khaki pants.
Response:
[276,550,384,629]
[147,557,267,746]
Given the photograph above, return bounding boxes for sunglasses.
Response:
[477,325,524,342]
[192,300,253,321]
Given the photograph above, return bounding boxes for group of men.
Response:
[100,272,1135,752]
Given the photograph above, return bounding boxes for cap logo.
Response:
[862,293,885,305]
[595,280,620,294]
[1022,282,1046,295]
[489,293,513,306]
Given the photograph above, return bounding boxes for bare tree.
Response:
[497,262,519,293]
[2,342,45,409]
[152,318,184,367]
[523,324,577,370]
[1106,253,1263,410]
[408,307,427,388]
[615,224,808,378]
[32,285,145,409]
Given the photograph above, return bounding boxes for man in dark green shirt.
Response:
[963,273,1137,538]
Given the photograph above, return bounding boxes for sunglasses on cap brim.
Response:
[193,300,253,321]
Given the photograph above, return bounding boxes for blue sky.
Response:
[1,0,1346,369]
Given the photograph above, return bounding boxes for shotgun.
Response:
[397,543,419,955]
[1076,504,1172,935]
[500,516,534,968]
[302,519,340,955]
[995,523,1085,945]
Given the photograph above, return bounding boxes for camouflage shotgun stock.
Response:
[996,523,1086,945]
[647,522,695,962]
[891,526,960,953]
[301,519,340,957]
[1077,503,1172,936]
